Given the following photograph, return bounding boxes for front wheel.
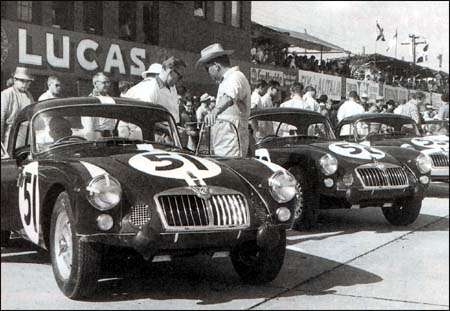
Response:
[50,192,102,299]
[1,230,11,247]
[382,197,422,226]
[231,229,286,284]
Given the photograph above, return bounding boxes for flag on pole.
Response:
[386,29,398,51]
[376,22,385,41]
[417,43,429,63]
[423,44,429,52]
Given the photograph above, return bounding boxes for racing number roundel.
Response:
[18,162,40,245]
[129,151,221,186]
[329,142,385,160]
[411,138,449,149]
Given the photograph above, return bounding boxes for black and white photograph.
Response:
[1,1,448,309]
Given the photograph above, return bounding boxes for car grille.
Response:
[429,152,449,167]
[156,189,250,231]
[355,164,409,189]
[130,204,151,228]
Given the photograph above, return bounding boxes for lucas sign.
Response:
[15,27,146,77]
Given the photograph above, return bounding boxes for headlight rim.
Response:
[268,170,298,203]
[319,153,338,176]
[416,153,433,174]
[86,174,122,211]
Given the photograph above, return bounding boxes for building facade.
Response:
[1,1,252,98]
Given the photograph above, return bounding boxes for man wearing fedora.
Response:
[196,93,211,128]
[197,43,251,157]
[1,67,35,145]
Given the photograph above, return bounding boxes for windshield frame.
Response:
[349,118,421,141]
[30,104,182,155]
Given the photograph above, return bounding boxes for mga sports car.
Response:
[336,113,449,183]
[248,108,431,229]
[1,97,299,299]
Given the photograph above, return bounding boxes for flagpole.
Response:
[395,28,398,59]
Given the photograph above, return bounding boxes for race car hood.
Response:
[70,148,276,203]
[255,139,401,172]
[370,136,449,151]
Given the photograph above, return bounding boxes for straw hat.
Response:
[200,93,211,103]
[13,67,34,81]
[196,43,234,66]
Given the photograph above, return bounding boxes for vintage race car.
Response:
[1,97,299,299]
[248,108,431,229]
[336,113,449,183]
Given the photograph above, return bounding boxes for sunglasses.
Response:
[172,69,183,80]
[14,77,32,83]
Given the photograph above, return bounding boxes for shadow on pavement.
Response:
[426,182,449,198]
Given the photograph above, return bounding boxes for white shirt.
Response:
[337,99,365,122]
[125,77,179,123]
[260,93,273,109]
[251,90,262,109]
[217,66,251,122]
[38,90,57,102]
[280,95,306,109]
[393,105,403,115]
[302,92,320,112]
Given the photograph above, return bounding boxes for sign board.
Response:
[358,80,379,102]
[250,67,284,86]
[283,71,297,87]
[298,70,342,100]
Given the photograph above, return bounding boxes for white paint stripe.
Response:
[95,96,116,104]
[80,161,108,177]
[287,231,343,240]
[1,251,38,258]
[255,158,285,173]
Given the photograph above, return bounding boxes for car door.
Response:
[1,142,22,232]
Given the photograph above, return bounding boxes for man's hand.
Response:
[205,109,218,127]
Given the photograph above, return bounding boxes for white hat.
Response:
[141,63,162,79]
[360,93,368,98]
[200,93,211,102]
[209,96,216,102]
[14,67,34,81]
[376,95,384,101]
[196,43,234,67]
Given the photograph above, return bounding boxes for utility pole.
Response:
[401,34,427,88]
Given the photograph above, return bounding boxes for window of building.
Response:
[119,1,136,41]
[17,1,32,22]
[143,3,159,45]
[83,1,103,35]
[52,1,74,30]
[231,1,241,28]
[194,1,206,18]
[214,1,225,23]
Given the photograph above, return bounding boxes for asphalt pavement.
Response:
[1,183,448,310]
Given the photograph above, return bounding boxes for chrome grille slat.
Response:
[430,153,449,167]
[157,191,250,230]
[356,164,409,189]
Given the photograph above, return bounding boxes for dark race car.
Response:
[248,108,431,230]
[336,113,449,183]
[1,97,299,299]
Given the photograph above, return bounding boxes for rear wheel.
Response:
[50,192,102,299]
[382,197,422,226]
[289,167,319,230]
[231,229,286,284]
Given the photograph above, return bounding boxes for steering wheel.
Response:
[54,135,87,144]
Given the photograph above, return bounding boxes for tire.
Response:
[289,167,319,230]
[382,197,422,226]
[231,229,286,284]
[50,192,101,299]
[1,230,11,247]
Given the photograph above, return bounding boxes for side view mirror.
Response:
[14,146,31,163]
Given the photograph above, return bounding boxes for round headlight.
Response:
[319,154,338,176]
[268,170,298,203]
[86,174,122,211]
[416,153,432,174]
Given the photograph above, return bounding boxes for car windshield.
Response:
[421,121,449,136]
[340,118,421,139]
[250,112,336,142]
[32,104,181,153]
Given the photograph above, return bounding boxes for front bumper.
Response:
[430,166,449,182]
